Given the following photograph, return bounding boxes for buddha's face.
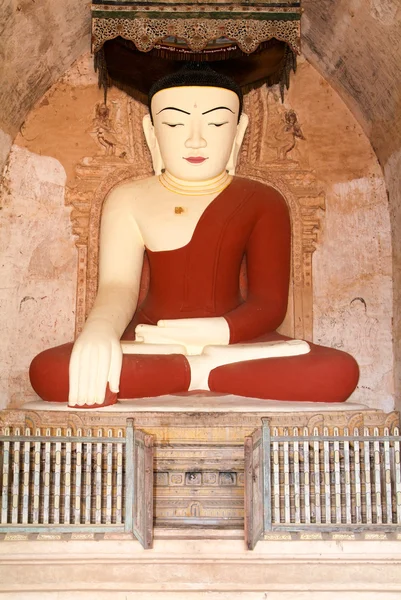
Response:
[144,86,248,180]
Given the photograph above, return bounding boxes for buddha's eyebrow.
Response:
[156,107,191,115]
[202,106,234,115]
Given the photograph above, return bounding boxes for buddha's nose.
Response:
[185,125,207,149]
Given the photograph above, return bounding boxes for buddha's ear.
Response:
[143,113,165,176]
[226,113,249,175]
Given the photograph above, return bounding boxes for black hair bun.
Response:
[148,63,243,117]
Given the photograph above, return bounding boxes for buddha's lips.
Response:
[184,157,208,164]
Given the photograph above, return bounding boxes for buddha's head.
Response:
[143,64,249,180]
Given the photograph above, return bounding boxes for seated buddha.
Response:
[29,65,359,408]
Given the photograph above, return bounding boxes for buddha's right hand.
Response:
[68,320,122,407]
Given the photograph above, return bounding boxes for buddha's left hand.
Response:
[135,317,230,355]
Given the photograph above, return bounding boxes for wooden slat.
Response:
[283,439,290,523]
[124,420,134,533]
[43,430,51,525]
[64,431,72,524]
[53,429,62,524]
[32,433,41,525]
[353,429,362,524]
[143,432,154,549]
[293,428,300,524]
[21,434,31,524]
[373,428,382,524]
[84,437,92,524]
[11,432,20,524]
[383,433,392,524]
[303,428,310,525]
[244,435,254,547]
[323,432,331,524]
[262,418,272,532]
[333,429,341,524]
[74,438,83,525]
[272,429,280,524]
[116,437,124,525]
[245,428,264,549]
[313,430,321,524]
[95,434,103,525]
[363,429,372,524]
[393,428,401,523]
[132,426,155,549]
[343,429,351,525]
[105,431,113,525]
[1,431,10,524]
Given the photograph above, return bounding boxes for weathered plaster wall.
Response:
[302,0,401,407]
[0,147,76,408]
[285,58,393,409]
[0,53,393,409]
[0,130,12,176]
[0,0,90,173]
[385,150,401,407]
[302,0,401,162]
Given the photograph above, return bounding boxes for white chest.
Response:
[133,188,219,252]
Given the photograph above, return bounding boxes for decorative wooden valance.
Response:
[91,1,302,100]
[91,0,301,55]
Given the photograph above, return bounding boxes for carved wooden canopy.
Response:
[91,0,302,101]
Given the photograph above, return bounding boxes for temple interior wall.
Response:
[1,1,400,409]
[302,0,401,409]
[0,52,393,410]
[0,0,90,149]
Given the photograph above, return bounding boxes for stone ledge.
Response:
[0,594,399,600]
[22,397,370,413]
[2,530,401,543]
[1,537,401,598]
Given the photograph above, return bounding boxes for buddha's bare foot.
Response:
[187,340,310,390]
[203,339,310,359]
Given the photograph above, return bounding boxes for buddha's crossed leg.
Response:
[30,334,358,405]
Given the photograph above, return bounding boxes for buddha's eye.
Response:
[209,122,228,127]
[162,122,184,128]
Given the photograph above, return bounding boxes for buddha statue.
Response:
[29,65,359,408]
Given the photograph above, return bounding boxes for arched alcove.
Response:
[0,49,394,410]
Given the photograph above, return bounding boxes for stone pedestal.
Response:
[1,400,400,596]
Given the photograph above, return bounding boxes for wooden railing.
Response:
[3,415,400,550]
[0,419,153,547]
[245,419,401,549]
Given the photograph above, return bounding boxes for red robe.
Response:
[30,177,359,404]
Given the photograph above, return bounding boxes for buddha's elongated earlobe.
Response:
[143,114,165,176]
[226,113,249,175]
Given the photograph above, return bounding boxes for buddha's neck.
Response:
[159,170,232,197]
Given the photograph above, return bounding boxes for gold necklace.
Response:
[159,170,232,197]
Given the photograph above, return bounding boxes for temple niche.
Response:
[0,51,393,410]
